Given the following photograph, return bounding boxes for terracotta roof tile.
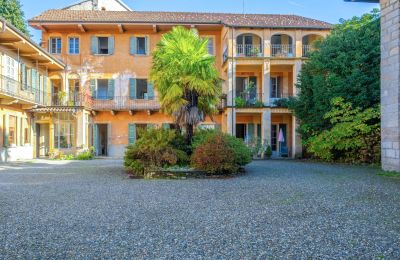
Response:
[29,10,332,29]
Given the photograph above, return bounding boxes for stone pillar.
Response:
[227,108,236,136]
[76,111,84,149]
[292,116,302,158]
[381,0,400,171]
[261,110,271,145]
[293,60,302,96]
[263,29,272,57]
[263,60,271,105]
[295,30,303,58]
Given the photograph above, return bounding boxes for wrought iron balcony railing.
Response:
[271,44,295,57]
[0,74,48,105]
[50,93,93,107]
[91,96,161,111]
[302,45,312,57]
[235,92,264,108]
[237,44,263,57]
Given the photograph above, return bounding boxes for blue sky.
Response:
[21,0,379,43]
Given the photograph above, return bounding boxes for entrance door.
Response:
[236,124,246,140]
[36,123,49,157]
[94,124,108,156]
[271,124,278,157]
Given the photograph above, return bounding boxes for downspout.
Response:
[231,26,235,136]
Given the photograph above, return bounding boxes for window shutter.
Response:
[108,36,114,55]
[208,37,214,55]
[91,37,98,54]
[247,124,255,140]
[48,39,51,53]
[21,64,26,90]
[43,76,48,105]
[107,79,115,99]
[90,79,96,97]
[129,78,136,99]
[93,124,99,155]
[128,124,136,145]
[277,77,282,98]
[147,81,154,100]
[130,37,137,55]
[162,123,170,130]
[145,36,149,55]
[31,69,37,90]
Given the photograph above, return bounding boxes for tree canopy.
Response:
[0,0,29,35]
[288,10,380,140]
[150,26,221,143]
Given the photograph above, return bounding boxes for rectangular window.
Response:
[54,113,75,149]
[68,37,80,54]
[136,79,148,99]
[92,79,114,100]
[98,37,109,54]
[24,118,30,144]
[136,124,147,140]
[49,37,62,54]
[207,37,214,55]
[8,115,17,146]
[6,56,16,79]
[130,36,148,55]
[271,77,281,98]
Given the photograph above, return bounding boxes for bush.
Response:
[191,134,238,175]
[124,128,189,175]
[193,129,252,167]
[76,151,94,160]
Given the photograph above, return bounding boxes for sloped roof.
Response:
[29,10,332,29]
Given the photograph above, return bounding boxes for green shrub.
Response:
[191,134,238,175]
[76,150,94,160]
[192,129,252,167]
[124,128,189,175]
[234,97,246,108]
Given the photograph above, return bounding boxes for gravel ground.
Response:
[0,159,399,259]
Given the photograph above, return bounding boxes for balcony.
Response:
[0,74,47,105]
[236,44,263,57]
[270,93,291,107]
[50,92,93,107]
[271,44,295,58]
[91,96,160,111]
[235,92,264,108]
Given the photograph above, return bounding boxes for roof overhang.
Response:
[0,19,65,71]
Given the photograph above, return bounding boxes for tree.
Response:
[288,10,380,141]
[306,97,380,163]
[0,0,29,35]
[150,26,221,144]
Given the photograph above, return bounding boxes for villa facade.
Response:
[0,0,331,161]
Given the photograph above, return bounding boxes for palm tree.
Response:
[150,26,221,144]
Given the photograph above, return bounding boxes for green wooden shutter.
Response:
[129,78,136,99]
[90,79,96,98]
[130,37,137,55]
[145,36,149,55]
[247,123,255,140]
[147,81,154,100]
[93,124,98,156]
[108,36,114,55]
[91,37,98,54]
[128,124,136,145]
[107,79,115,99]
[21,64,26,90]
[31,69,37,90]
[162,123,170,130]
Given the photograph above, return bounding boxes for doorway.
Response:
[236,124,246,140]
[94,124,108,156]
[36,123,49,157]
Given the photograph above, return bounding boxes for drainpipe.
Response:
[231,26,235,136]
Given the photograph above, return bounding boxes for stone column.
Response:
[227,108,236,136]
[261,110,271,145]
[381,0,400,171]
[292,116,302,158]
[293,60,302,96]
[263,60,271,105]
[295,30,303,58]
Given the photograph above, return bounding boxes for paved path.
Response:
[0,159,399,259]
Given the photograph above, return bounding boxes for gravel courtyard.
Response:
[0,159,399,259]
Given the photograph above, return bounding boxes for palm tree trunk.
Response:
[186,123,194,145]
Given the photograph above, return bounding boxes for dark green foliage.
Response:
[0,0,29,35]
[191,134,238,175]
[192,129,252,166]
[288,10,380,140]
[124,128,189,175]
[273,98,289,108]
[306,97,380,163]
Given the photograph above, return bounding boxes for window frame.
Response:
[130,35,150,56]
[68,36,80,55]
[49,37,62,54]
[54,113,75,149]
[202,35,216,56]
